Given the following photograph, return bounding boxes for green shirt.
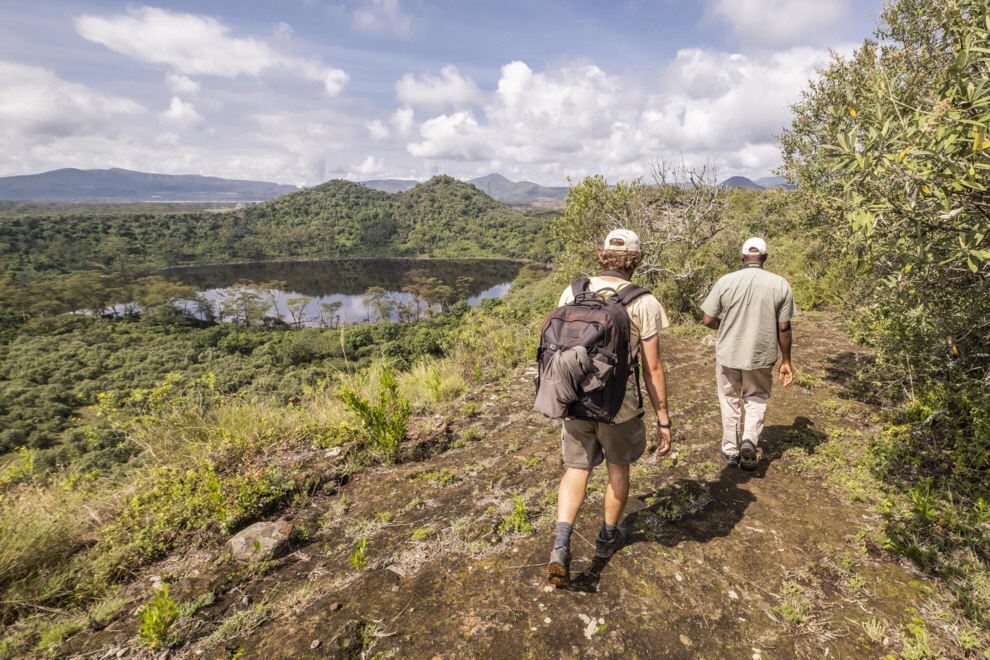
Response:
[700,266,797,371]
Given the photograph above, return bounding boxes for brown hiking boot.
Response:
[594,525,628,559]
[547,547,571,587]
[739,440,759,472]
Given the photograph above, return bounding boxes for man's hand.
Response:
[779,361,794,387]
[655,423,672,457]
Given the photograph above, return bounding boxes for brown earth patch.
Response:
[64,313,929,659]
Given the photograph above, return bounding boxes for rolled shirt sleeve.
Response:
[777,283,797,323]
[636,295,669,342]
[700,282,722,319]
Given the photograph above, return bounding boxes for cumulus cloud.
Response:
[706,0,850,46]
[391,106,416,137]
[0,60,144,140]
[154,132,180,146]
[400,49,838,181]
[408,111,492,161]
[75,7,349,95]
[366,119,389,140]
[396,65,481,109]
[160,97,205,128]
[165,73,200,95]
[350,155,385,177]
[353,0,412,36]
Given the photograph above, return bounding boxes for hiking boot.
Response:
[720,450,740,468]
[739,440,759,472]
[594,525,628,559]
[547,547,571,587]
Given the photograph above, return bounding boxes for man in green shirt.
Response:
[700,237,796,471]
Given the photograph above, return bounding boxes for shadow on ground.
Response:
[571,416,827,593]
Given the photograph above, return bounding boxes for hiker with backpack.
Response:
[701,237,797,472]
[534,229,672,587]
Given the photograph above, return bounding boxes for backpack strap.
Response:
[613,283,650,307]
[570,278,591,298]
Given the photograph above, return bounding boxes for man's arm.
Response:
[702,313,721,330]
[777,321,794,386]
[641,335,672,457]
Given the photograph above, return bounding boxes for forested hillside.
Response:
[0,176,553,276]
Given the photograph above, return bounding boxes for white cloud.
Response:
[154,132,180,146]
[165,73,200,95]
[353,0,412,36]
[160,97,205,128]
[396,65,481,109]
[706,0,850,46]
[350,155,385,177]
[366,119,389,140]
[400,49,839,181]
[0,61,144,140]
[391,106,415,137]
[75,7,349,96]
[408,111,491,161]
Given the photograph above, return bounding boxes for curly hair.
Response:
[596,248,643,273]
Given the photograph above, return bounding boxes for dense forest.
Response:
[0,176,556,277]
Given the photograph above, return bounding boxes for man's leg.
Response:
[741,367,774,447]
[594,418,645,558]
[557,467,592,528]
[716,360,744,456]
[603,461,630,526]
[550,420,602,586]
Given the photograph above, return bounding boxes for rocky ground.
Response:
[62,313,930,659]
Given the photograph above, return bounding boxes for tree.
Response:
[318,300,343,328]
[779,1,990,636]
[257,280,288,320]
[553,160,730,315]
[779,0,990,388]
[285,296,312,328]
[363,286,395,322]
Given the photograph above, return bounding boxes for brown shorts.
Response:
[561,416,647,468]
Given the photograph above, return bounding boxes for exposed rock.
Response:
[228,521,294,562]
[330,602,342,612]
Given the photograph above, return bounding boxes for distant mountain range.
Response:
[0,168,300,202]
[361,173,570,204]
[0,168,795,203]
[357,179,420,194]
[464,173,569,204]
[720,175,795,190]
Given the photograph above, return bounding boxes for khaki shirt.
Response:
[558,278,669,423]
[700,266,797,371]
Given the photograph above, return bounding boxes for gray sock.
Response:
[601,522,618,542]
[554,522,573,551]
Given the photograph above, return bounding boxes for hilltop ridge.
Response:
[0,168,300,202]
[0,175,554,275]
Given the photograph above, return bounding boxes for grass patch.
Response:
[204,604,269,648]
[497,495,534,536]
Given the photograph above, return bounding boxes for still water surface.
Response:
[153,258,525,326]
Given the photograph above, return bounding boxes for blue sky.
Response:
[0,0,882,186]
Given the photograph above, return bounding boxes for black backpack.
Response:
[534,278,650,423]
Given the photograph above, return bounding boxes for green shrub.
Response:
[339,368,410,464]
[349,539,368,571]
[498,495,534,536]
[138,583,179,648]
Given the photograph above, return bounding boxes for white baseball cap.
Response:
[741,237,768,255]
[603,229,642,252]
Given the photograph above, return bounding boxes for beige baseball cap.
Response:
[603,229,642,252]
[741,237,768,255]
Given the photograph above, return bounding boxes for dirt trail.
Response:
[67,314,928,659]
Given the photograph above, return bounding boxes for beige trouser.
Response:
[716,359,773,454]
